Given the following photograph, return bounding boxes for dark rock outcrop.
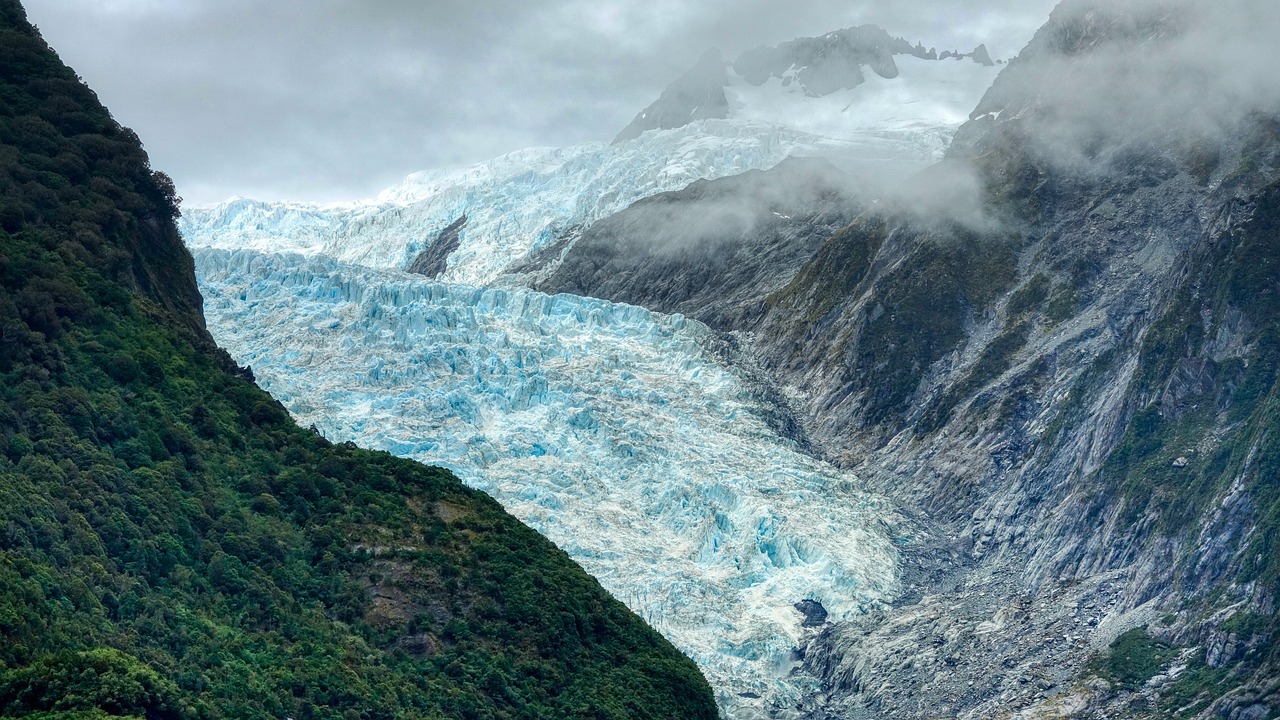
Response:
[795,600,830,627]
[613,49,729,144]
[530,156,862,331]
[971,43,995,66]
[407,214,466,278]
[733,25,917,92]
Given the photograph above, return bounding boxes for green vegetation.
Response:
[767,216,885,324]
[1157,650,1231,718]
[918,320,1030,432]
[1102,178,1280,590]
[1083,178,1280,713]
[851,228,1018,426]
[0,3,717,719]
[1006,273,1050,318]
[1042,285,1079,325]
[1090,627,1176,692]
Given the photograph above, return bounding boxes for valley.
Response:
[5,1,1274,718]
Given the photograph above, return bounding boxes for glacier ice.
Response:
[180,122,964,289]
[178,52,1004,716]
[180,123,855,286]
[195,248,901,717]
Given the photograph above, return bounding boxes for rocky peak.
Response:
[732,24,908,92]
[612,48,729,143]
[971,43,995,66]
[614,24,996,143]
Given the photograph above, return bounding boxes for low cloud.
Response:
[23,0,1056,203]
[969,0,1280,171]
[885,0,1280,232]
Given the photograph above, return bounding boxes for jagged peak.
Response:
[614,23,998,144]
[612,48,730,143]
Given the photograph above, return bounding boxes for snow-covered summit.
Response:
[180,25,1000,288]
[615,25,1001,143]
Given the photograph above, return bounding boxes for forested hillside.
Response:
[0,3,717,718]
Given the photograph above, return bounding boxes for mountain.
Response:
[612,49,731,144]
[179,25,997,289]
[174,22,1002,715]
[525,156,862,332]
[151,1,1280,717]
[615,25,999,144]
[0,3,718,719]
[535,0,1280,716]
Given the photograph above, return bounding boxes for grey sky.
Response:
[23,0,1058,204]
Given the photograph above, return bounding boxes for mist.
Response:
[968,0,1280,170]
[874,0,1280,234]
[584,157,864,257]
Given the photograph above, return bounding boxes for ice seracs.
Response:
[183,124,856,286]
[195,248,901,718]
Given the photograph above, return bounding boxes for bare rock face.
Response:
[745,2,1280,717]
[733,25,945,92]
[971,43,995,66]
[531,1,1280,717]
[613,49,730,144]
[407,215,466,279]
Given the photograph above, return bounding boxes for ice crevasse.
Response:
[196,248,902,716]
[180,119,954,286]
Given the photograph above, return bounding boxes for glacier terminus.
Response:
[181,29,1002,717]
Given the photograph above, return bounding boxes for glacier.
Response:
[179,46,1004,717]
[195,248,902,717]
[179,55,998,288]
[180,121,942,287]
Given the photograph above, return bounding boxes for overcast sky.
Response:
[23,0,1058,204]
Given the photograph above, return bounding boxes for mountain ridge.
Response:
[615,24,999,144]
[0,2,718,717]
[503,1,1280,716]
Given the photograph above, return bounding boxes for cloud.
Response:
[23,0,1057,203]
[872,0,1280,239]
[964,0,1280,172]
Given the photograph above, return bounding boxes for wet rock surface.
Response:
[407,214,466,278]
[524,2,1280,717]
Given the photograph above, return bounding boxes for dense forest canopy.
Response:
[0,2,718,718]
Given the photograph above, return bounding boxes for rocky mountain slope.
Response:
[524,156,862,331]
[540,0,1280,717]
[0,3,717,718]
